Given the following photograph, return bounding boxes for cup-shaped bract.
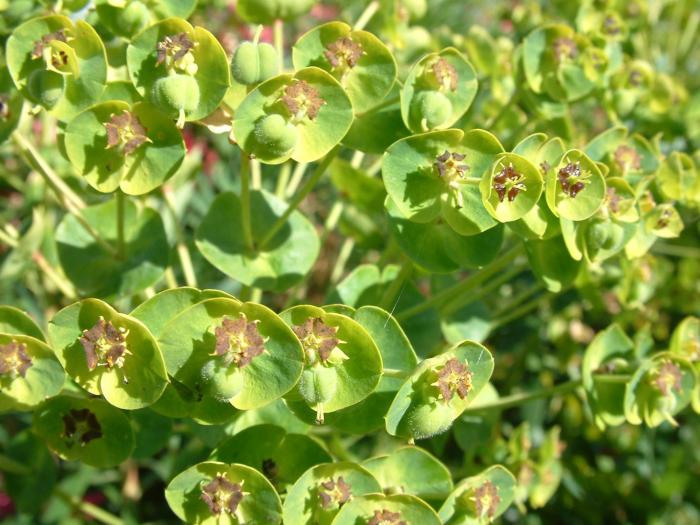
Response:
[602,177,639,223]
[480,152,544,223]
[209,424,332,489]
[283,461,382,525]
[126,17,230,125]
[584,126,659,179]
[363,446,453,502]
[6,15,107,121]
[333,493,442,525]
[165,461,282,525]
[195,190,320,292]
[64,100,185,195]
[237,0,315,24]
[657,151,700,206]
[580,216,636,263]
[293,21,397,114]
[670,317,700,412]
[0,65,23,144]
[438,465,517,525]
[0,334,64,411]
[48,298,168,410]
[0,306,46,341]
[281,304,383,423]
[401,48,477,133]
[545,149,606,221]
[385,340,494,441]
[624,352,696,427]
[232,67,353,164]
[96,1,152,38]
[643,203,683,239]
[157,297,304,410]
[33,395,134,468]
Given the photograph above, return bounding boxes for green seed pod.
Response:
[114,1,150,37]
[406,401,454,440]
[201,360,245,401]
[151,74,201,115]
[231,41,279,86]
[413,91,452,130]
[27,69,64,109]
[297,365,338,406]
[254,113,299,157]
[586,221,610,253]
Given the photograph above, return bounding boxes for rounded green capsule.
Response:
[406,401,454,440]
[413,91,452,129]
[151,74,200,114]
[114,1,150,37]
[254,113,298,157]
[231,41,278,86]
[201,360,245,401]
[298,364,338,407]
[27,69,64,109]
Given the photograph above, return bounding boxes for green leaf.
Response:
[56,198,169,297]
[0,306,45,341]
[333,493,442,525]
[33,395,134,467]
[292,21,397,114]
[210,424,332,489]
[282,461,381,525]
[525,235,581,292]
[195,190,320,292]
[165,461,282,524]
[363,446,453,500]
[48,298,168,409]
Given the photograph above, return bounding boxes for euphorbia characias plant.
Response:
[0,0,699,523]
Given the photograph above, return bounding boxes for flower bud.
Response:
[254,113,298,157]
[231,41,278,86]
[413,91,452,129]
[27,69,64,109]
[406,401,453,440]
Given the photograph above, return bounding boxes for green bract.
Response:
[480,152,544,222]
[333,493,442,525]
[232,67,353,163]
[236,0,315,24]
[33,395,134,467]
[48,298,168,409]
[6,15,107,121]
[401,48,477,132]
[165,461,282,524]
[293,21,397,114]
[281,304,383,423]
[126,17,229,125]
[545,149,606,221]
[385,340,494,441]
[157,297,304,409]
[64,100,185,194]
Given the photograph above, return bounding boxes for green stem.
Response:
[491,290,550,328]
[115,190,125,259]
[0,452,31,475]
[330,237,355,285]
[380,259,413,310]
[652,242,700,259]
[273,19,284,72]
[354,0,380,30]
[0,229,18,248]
[485,89,520,129]
[276,162,292,198]
[396,244,523,322]
[250,158,262,189]
[442,264,525,316]
[357,95,400,118]
[33,251,77,299]
[239,155,255,251]
[286,161,308,198]
[463,379,582,413]
[55,487,124,525]
[162,187,197,287]
[259,147,338,249]
[382,368,410,379]
[593,374,632,383]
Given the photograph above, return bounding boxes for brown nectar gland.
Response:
[553,37,578,63]
[318,476,352,509]
[0,340,32,378]
[493,163,526,202]
[31,30,68,60]
[104,110,150,155]
[213,313,266,368]
[473,480,500,521]
[434,357,473,402]
[293,317,344,365]
[62,408,102,447]
[431,57,458,92]
[79,317,130,371]
[557,161,588,198]
[651,360,683,396]
[367,509,407,525]
[324,36,364,69]
[613,145,641,172]
[281,80,325,121]
[200,475,245,516]
[156,32,197,74]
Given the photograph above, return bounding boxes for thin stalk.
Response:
[463,379,582,413]
[396,244,523,322]
[12,132,85,210]
[491,291,549,329]
[354,0,380,30]
[250,158,262,189]
[273,19,284,72]
[239,155,255,251]
[72,210,121,258]
[0,452,31,475]
[0,229,18,248]
[442,264,525,316]
[250,287,263,303]
[285,161,308,198]
[276,162,291,198]
[491,282,545,318]
[33,252,77,299]
[259,147,338,249]
[55,487,124,525]
[350,150,365,169]
[382,368,410,379]
[115,191,126,259]
[162,187,197,288]
[652,242,700,259]
[330,237,355,284]
[485,89,520,129]
[164,267,178,289]
[357,95,400,118]
[380,259,413,310]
